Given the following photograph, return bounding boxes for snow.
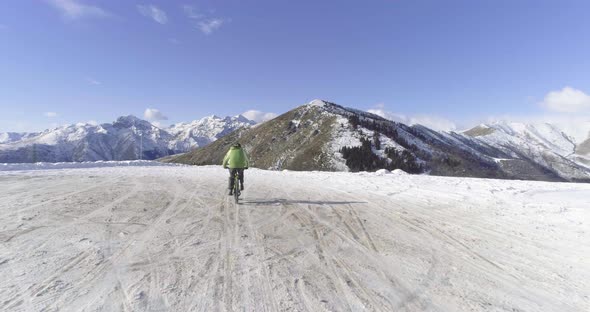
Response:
[165,115,254,151]
[329,116,361,171]
[328,114,404,168]
[309,100,589,180]
[0,132,39,144]
[374,169,390,175]
[331,116,362,150]
[493,157,510,163]
[1,164,588,311]
[391,168,408,175]
[308,99,327,107]
[0,118,175,162]
[0,160,186,172]
[469,121,590,180]
[484,121,576,157]
[548,120,590,145]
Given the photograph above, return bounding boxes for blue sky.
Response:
[1,0,590,132]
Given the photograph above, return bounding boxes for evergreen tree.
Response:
[373,132,381,150]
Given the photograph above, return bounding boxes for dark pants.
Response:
[228,168,244,190]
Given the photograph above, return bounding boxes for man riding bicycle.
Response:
[222,142,249,196]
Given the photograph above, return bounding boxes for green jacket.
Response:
[222,146,249,169]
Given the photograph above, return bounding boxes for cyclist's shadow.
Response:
[239,199,367,206]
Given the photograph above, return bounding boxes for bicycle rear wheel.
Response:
[234,175,240,204]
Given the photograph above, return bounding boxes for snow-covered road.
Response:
[1,165,589,311]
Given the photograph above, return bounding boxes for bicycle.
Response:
[233,170,241,204]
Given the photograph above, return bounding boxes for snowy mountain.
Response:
[0,132,39,144]
[165,99,590,182]
[168,115,256,151]
[3,100,589,182]
[0,115,255,163]
[463,121,590,169]
[577,137,590,167]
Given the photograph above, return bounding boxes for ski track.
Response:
[0,166,589,311]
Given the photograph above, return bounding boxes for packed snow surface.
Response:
[1,165,589,311]
[0,160,186,171]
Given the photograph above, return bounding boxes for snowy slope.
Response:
[471,121,576,157]
[1,165,588,311]
[463,121,590,174]
[291,100,590,181]
[0,115,255,163]
[307,101,590,181]
[550,120,590,145]
[0,132,39,144]
[307,100,503,175]
[0,117,174,162]
[544,120,590,167]
[167,115,255,151]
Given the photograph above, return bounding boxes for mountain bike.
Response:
[233,170,241,204]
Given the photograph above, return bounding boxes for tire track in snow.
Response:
[0,177,143,311]
[310,181,439,311]
[289,205,357,311]
[222,195,234,311]
[346,203,379,252]
[14,177,142,256]
[5,168,585,311]
[273,178,397,311]
[0,174,122,219]
[242,193,280,312]
[41,178,187,311]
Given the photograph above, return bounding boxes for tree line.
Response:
[339,135,423,173]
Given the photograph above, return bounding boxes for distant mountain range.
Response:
[164,100,590,182]
[0,115,254,163]
[464,121,590,170]
[3,100,589,182]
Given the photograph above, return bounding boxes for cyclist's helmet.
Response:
[233,142,242,148]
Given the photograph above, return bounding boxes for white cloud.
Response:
[144,108,168,121]
[368,106,457,132]
[367,108,405,123]
[137,4,168,24]
[182,5,204,20]
[198,18,227,35]
[540,86,590,113]
[408,116,457,132]
[44,112,58,118]
[46,0,111,19]
[241,110,278,123]
[86,77,101,85]
[374,102,385,110]
[182,5,228,35]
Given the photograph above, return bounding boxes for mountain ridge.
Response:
[0,114,255,163]
[164,99,590,182]
[3,100,590,182]
[462,121,590,170]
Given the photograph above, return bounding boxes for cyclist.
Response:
[222,142,249,196]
